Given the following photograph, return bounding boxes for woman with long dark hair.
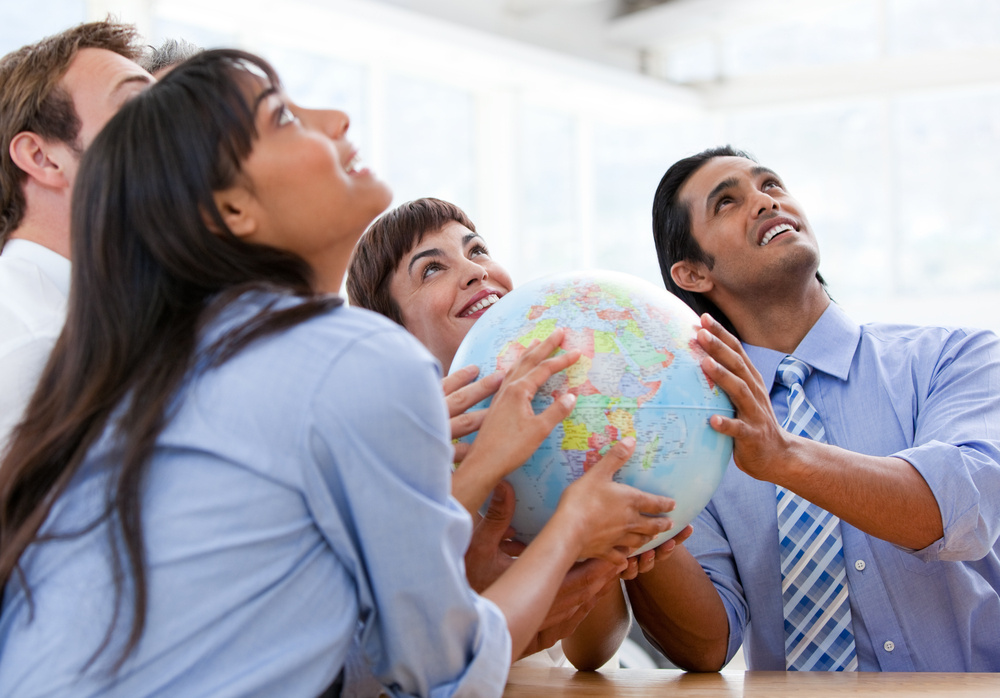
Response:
[0,50,673,696]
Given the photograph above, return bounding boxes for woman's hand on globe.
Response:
[453,328,584,512]
[441,364,503,465]
[554,437,677,565]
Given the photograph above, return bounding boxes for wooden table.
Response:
[503,667,1000,696]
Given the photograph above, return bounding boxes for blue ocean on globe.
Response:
[452,270,734,555]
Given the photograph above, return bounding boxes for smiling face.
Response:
[671,156,820,310]
[389,221,513,371]
[226,83,392,292]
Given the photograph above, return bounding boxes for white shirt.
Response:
[0,239,71,453]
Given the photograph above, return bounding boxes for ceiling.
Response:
[364,0,1000,108]
[365,0,849,76]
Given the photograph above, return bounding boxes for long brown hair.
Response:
[0,49,339,668]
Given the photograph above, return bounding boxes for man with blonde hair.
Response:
[0,20,152,449]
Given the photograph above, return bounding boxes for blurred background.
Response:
[3,0,999,331]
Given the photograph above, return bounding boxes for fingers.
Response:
[587,436,636,478]
[450,407,487,441]
[452,440,470,464]
[442,364,479,397]
[445,369,503,418]
[554,559,621,608]
[699,313,742,353]
[648,523,693,564]
[503,327,581,389]
[479,481,516,533]
[671,524,694,546]
[697,314,764,388]
[615,523,671,552]
[534,392,577,434]
[619,556,641,581]
[499,539,526,557]
[632,549,657,576]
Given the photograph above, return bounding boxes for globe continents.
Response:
[452,270,734,555]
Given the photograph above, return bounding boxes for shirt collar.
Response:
[1,239,71,297]
[743,303,861,391]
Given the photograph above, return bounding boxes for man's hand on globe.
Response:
[695,313,794,484]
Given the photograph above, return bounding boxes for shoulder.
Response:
[0,254,68,342]
[202,292,441,404]
[208,291,426,362]
[857,321,1000,386]
[859,321,998,356]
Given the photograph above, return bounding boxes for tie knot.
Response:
[776,356,812,389]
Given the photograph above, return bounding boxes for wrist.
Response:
[771,434,824,491]
[547,501,589,561]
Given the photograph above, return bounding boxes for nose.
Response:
[752,189,779,217]
[303,108,350,139]
[462,259,489,287]
[328,109,350,138]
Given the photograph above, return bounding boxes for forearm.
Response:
[624,546,728,671]
[451,459,504,516]
[561,583,629,671]
[777,439,943,549]
[481,520,581,662]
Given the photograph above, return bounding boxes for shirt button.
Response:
[884,640,895,652]
[855,559,866,571]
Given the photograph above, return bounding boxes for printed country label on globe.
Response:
[453,270,734,555]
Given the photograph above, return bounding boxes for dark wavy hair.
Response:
[0,49,339,669]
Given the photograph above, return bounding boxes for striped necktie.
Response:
[775,356,857,671]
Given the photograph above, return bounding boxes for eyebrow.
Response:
[252,85,279,114]
[110,73,153,97]
[406,233,484,275]
[705,166,781,210]
[407,247,442,275]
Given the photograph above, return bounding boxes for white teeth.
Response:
[346,153,363,173]
[462,294,500,317]
[760,223,794,246]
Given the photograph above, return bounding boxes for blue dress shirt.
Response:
[688,303,1000,671]
[0,292,511,697]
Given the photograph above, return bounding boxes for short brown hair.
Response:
[347,198,475,325]
[0,19,142,245]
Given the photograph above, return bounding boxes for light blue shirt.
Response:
[0,292,511,697]
[688,303,1000,671]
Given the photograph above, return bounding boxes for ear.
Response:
[670,259,714,294]
[210,185,258,239]
[9,132,71,189]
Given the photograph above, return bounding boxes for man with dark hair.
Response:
[0,20,152,449]
[626,147,1000,672]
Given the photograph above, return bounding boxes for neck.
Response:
[310,252,348,296]
[11,187,72,259]
[721,278,830,354]
[8,222,71,259]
